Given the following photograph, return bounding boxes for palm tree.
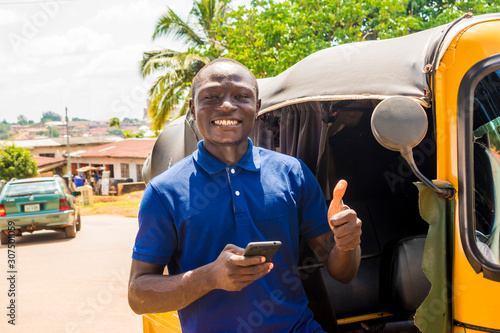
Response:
[109,117,123,137]
[141,0,230,131]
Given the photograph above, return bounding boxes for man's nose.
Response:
[218,96,236,111]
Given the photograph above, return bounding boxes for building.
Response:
[33,155,66,176]
[70,138,156,182]
[1,136,123,159]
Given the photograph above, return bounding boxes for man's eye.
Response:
[236,94,249,99]
[205,95,218,99]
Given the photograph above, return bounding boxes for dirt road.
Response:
[0,215,143,333]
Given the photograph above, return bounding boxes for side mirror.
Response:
[371,96,455,199]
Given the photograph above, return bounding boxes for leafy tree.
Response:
[108,128,123,136]
[217,0,500,78]
[41,111,62,124]
[0,145,38,181]
[72,117,89,121]
[408,0,500,28]
[140,0,230,131]
[123,130,145,138]
[0,122,11,140]
[17,114,28,125]
[109,117,123,137]
[123,118,140,123]
[46,126,59,138]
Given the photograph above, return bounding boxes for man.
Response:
[128,58,362,332]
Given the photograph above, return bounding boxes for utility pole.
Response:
[65,107,71,178]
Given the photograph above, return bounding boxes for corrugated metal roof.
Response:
[1,136,123,148]
[75,139,156,159]
[33,155,66,167]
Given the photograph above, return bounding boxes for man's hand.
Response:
[327,179,362,252]
[329,206,362,251]
[208,244,273,291]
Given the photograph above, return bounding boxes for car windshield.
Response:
[5,181,59,197]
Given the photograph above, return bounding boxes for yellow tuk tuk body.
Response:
[141,14,500,333]
[435,19,500,331]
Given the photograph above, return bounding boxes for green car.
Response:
[0,175,81,245]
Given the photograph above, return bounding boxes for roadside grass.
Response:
[80,190,143,218]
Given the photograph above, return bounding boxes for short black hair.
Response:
[191,58,259,99]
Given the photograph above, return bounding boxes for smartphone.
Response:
[244,241,282,262]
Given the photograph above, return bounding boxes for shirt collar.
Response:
[194,138,261,175]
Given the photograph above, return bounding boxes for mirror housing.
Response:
[371,96,455,199]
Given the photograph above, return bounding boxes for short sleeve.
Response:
[294,160,330,240]
[132,183,178,265]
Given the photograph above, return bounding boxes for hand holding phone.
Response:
[244,241,282,262]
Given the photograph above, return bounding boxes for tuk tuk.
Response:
[140,13,500,333]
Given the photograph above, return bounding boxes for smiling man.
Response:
[128,58,362,333]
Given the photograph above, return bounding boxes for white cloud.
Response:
[29,78,67,95]
[76,43,146,78]
[1,0,195,123]
[19,26,113,57]
[0,8,22,26]
[6,62,37,75]
[90,0,167,23]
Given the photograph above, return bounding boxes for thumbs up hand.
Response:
[328,180,362,252]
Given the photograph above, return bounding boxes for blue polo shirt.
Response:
[133,139,330,332]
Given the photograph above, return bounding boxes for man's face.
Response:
[190,62,261,151]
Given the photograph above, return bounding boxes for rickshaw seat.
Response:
[379,235,430,316]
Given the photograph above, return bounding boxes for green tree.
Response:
[46,126,59,138]
[0,145,38,181]
[17,114,28,125]
[408,0,500,28]
[0,122,11,140]
[140,0,230,131]
[217,0,500,78]
[109,117,123,137]
[41,111,62,124]
[108,128,123,136]
[123,130,145,138]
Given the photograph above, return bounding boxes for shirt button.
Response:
[235,191,240,196]
[231,168,235,174]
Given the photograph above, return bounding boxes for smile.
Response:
[213,119,240,126]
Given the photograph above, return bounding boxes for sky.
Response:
[0,0,202,124]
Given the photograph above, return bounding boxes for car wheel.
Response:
[65,222,76,238]
[76,210,82,232]
[0,232,8,245]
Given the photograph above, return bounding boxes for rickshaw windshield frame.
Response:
[458,54,500,282]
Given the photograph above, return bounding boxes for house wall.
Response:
[71,157,146,182]
[30,143,116,159]
[31,146,65,158]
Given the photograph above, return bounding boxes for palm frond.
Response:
[142,0,230,131]
[192,0,229,34]
[148,74,191,130]
[152,8,205,47]
[140,49,181,78]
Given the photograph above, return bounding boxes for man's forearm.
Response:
[326,244,361,284]
[128,263,216,314]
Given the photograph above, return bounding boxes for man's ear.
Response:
[189,99,196,121]
[255,99,262,116]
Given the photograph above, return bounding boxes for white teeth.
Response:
[214,119,238,126]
